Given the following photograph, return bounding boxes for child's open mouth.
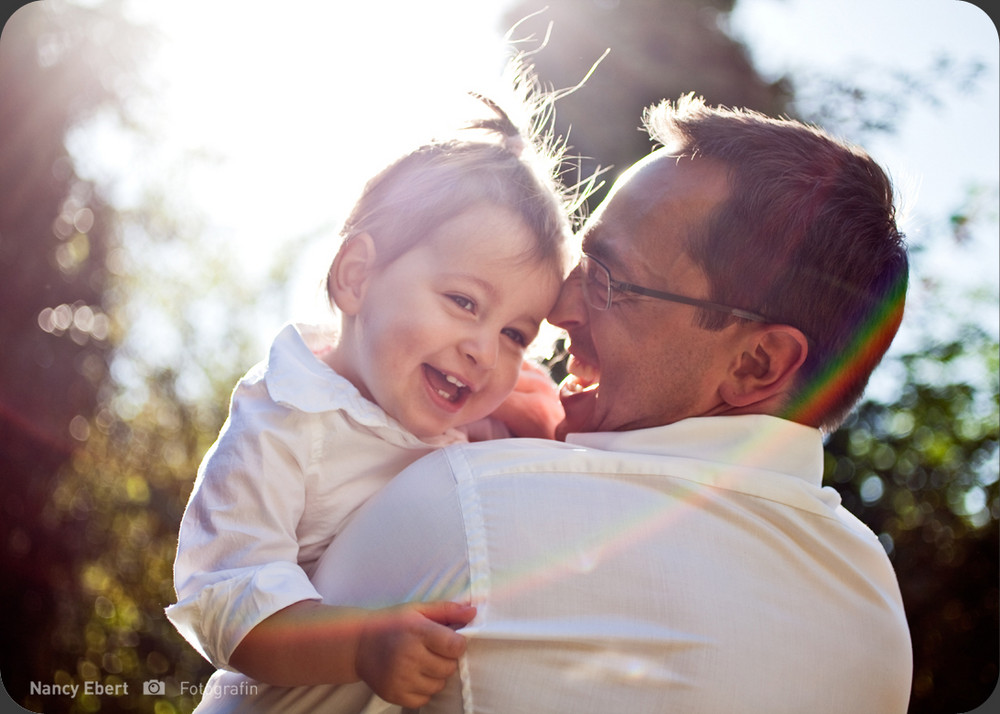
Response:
[423,364,470,404]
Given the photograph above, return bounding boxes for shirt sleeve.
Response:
[165,375,323,670]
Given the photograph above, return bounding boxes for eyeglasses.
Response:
[578,253,768,322]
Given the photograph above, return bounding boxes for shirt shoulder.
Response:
[441,438,590,481]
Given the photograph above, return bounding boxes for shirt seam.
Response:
[449,446,486,714]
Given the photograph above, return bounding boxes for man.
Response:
[211,94,913,712]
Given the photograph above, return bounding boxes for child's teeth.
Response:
[445,375,466,388]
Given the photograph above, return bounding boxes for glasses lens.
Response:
[581,255,611,310]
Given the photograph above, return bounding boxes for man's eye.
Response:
[448,294,476,313]
[502,327,527,347]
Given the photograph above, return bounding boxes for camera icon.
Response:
[143,680,166,696]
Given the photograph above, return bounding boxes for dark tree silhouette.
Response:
[0,1,151,707]
[505,0,789,209]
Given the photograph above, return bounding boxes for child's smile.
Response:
[423,364,471,409]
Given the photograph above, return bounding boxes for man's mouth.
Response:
[560,354,599,396]
[554,352,600,440]
[423,364,470,404]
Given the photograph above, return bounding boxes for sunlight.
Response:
[60,0,999,370]
[112,0,514,324]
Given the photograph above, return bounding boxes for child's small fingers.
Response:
[419,653,460,682]
[417,621,467,660]
[394,691,433,710]
[416,600,477,628]
[391,667,453,708]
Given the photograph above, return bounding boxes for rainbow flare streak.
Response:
[785,271,907,429]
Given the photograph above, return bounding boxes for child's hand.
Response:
[490,359,565,439]
[355,601,476,708]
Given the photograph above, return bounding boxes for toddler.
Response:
[166,83,576,712]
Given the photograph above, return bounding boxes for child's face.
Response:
[342,202,565,439]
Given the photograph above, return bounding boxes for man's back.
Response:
[312,416,912,713]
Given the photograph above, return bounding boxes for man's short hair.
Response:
[643,94,908,432]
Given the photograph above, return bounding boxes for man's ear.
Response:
[719,326,809,408]
[328,233,377,315]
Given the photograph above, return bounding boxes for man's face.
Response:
[549,151,744,438]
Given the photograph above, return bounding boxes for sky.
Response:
[59,0,1000,374]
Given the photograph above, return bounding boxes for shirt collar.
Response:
[565,415,825,488]
[262,323,465,447]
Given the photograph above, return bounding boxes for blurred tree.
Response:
[26,366,224,713]
[0,0,152,707]
[788,53,988,142]
[0,3,307,709]
[505,0,790,210]
[825,321,999,713]
[1,2,324,707]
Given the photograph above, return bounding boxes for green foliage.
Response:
[26,375,220,713]
[0,1,157,710]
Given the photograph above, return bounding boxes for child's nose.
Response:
[463,329,499,370]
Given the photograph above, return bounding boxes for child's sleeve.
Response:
[165,377,322,671]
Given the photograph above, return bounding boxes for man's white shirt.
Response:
[208,414,911,713]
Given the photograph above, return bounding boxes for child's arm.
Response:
[229,599,476,708]
[168,359,474,707]
[167,371,473,704]
[489,359,565,439]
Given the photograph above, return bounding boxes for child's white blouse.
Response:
[165,323,472,670]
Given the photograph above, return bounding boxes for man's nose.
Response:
[547,266,587,329]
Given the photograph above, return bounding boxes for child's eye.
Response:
[502,327,527,347]
[448,294,476,313]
